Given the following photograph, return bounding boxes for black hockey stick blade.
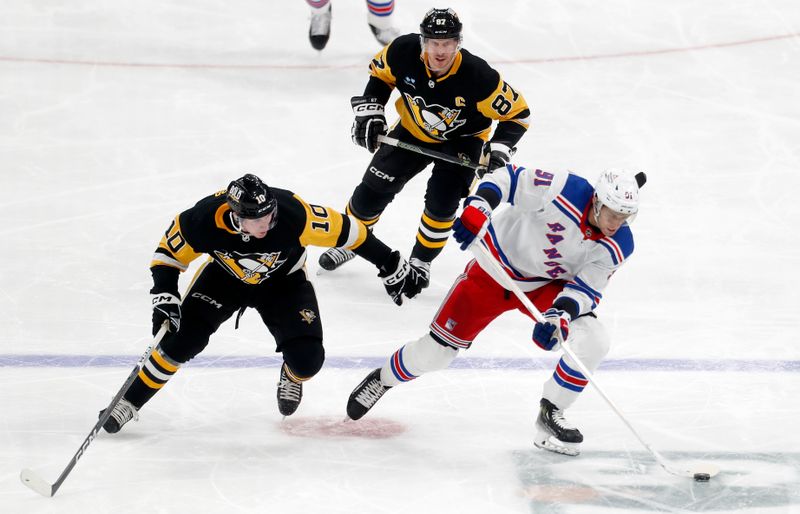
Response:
[635,171,647,188]
[20,469,54,497]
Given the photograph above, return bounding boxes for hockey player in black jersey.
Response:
[319,7,530,298]
[100,174,419,433]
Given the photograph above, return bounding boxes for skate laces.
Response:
[278,375,302,402]
[549,408,576,430]
[326,248,355,265]
[109,399,138,425]
[355,378,386,408]
[309,8,331,36]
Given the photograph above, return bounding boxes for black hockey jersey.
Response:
[150,188,373,293]
[365,34,530,145]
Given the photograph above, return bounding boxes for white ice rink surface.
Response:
[1,0,799,512]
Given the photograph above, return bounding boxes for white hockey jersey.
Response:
[473,165,634,317]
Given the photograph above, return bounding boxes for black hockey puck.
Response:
[693,472,711,482]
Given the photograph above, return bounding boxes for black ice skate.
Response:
[369,24,400,46]
[277,365,303,416]
[318,247,356,271]
[533,398,583,456]
[347,368,391,420]
[99,398,139,434]
[308,5,332,51]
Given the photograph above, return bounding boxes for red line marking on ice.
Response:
[0,32,796,71]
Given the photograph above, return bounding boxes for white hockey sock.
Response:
[380,333,458,387]
[366,0,395,29]
[307,0,330,12]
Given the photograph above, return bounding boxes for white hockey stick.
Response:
[473,243,720,481]
[20,324,169,497]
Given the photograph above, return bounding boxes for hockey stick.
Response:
[472,243,720,481]
[377,134,488,176]
[20,324,169,497]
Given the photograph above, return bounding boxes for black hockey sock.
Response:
[124,346,181,409]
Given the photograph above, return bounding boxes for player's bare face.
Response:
[240,212,274,239]
[424,38,459,76]
[595,206,630,237]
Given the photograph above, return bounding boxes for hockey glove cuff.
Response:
[404,258,431,299]
[378,251,410,306]
[151,292,181,336]
[532,308,571,351]
[480,141,514,174]
[453,196,492,251]
[351,96,387,153]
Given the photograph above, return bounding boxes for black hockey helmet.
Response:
[419,8,462,40]
[226,174,278,227]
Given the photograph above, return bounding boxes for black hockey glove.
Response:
[403,258,430,299]
[151,292,181,335]
[351,95,387,153]
[480,141,515,175]
[378,251,411,306]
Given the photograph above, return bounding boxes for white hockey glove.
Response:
[480,141,515,175]
[378,251,411,306]
[351,95,387,153]
[452,196,492,250]
[532,308,571,351]
[151,292,181,335]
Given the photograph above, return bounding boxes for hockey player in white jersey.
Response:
[346,165,643,456]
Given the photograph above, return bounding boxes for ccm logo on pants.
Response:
[369,166,395,182]
[191,292,223,309]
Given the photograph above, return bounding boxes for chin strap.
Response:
[229,212,251,241]
[230,212,243,232]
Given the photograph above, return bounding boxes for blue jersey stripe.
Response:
[506,165,520,205]
[597,240,620,265]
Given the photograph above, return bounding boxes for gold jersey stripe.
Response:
[156,215,202,269]
[283,364,309,383]
[137,369,165,390]
[214,203,238,235]
[152,349,180,373]
[296,194,347,248]
[421,213,455,230]
[416,233,448,249]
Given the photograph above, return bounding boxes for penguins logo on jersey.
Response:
[213,250,287,285]
[299,309,317,324]
[403,92,466,140]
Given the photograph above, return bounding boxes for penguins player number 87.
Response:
[490,82,519,116]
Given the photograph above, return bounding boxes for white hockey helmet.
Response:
[592,169,642,221]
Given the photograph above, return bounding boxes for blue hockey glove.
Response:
[453,197,492,250]
[532,308,571,351]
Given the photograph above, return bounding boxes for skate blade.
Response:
[534,432,580,457]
